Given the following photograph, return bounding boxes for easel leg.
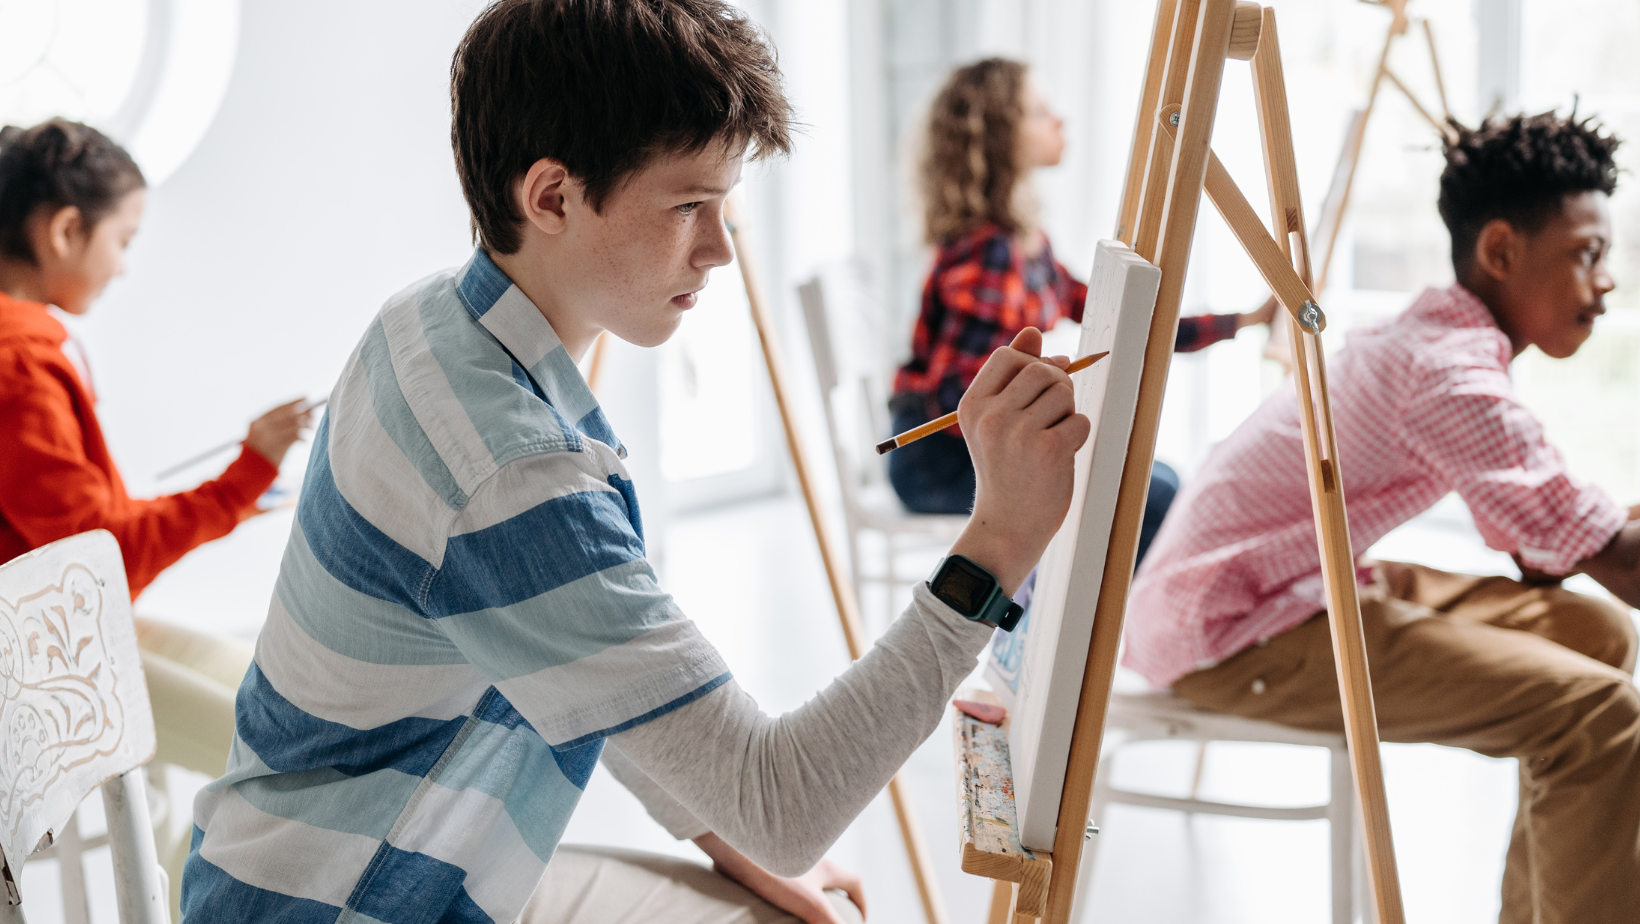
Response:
[987,880,1014,924]
[725,198,949,924]
[1250,13,1405,922]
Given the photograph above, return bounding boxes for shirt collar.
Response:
[453,249,626,457]
[0,291,67,347]
[1408,283,1514,367]
[1440,283,1500,328]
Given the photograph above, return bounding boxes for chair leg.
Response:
[102,769,171,924]
[846,529,864,628]
[1187,741,1209,801]
[1328,745,1355,924]
[56,811,90,924]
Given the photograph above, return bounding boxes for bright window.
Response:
[1517,0,1640,502]
[0,0,239,185]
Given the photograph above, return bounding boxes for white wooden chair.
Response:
[0,530,170,924]
[1075,678,1362,924]
[797,261,966,627]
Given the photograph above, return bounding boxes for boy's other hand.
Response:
[246,398,315,468]
[695,833,866,923]
[951,327,1091,596]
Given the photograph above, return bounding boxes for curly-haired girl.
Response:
[889,59,1270,562]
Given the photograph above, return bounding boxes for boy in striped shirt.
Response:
[180,2,1092,922]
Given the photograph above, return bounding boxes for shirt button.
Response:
[1251,678,1267,695]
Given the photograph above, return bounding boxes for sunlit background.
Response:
[6,1,1640,922]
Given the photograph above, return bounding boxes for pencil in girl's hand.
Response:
[874,351,1109,455]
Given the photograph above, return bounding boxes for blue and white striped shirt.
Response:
[183,250,730,923]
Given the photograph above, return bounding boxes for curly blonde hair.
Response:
[920,58,1032,244]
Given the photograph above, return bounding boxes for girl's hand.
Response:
[246,398,314,468]
[1239,294,1280,329]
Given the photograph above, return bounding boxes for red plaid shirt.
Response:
[1126,284,1628,686]
[893,225,1238,426]
[893,225,1087,425]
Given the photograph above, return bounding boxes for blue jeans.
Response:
[886,403,1179,567]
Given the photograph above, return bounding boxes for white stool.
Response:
[1077,688,1362,924]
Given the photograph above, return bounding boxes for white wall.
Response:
[58,0,867,634]
[64,0,651,633]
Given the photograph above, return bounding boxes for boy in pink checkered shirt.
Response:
[1129,111,1640,921]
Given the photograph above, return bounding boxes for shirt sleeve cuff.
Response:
[1210,312,1240,344]
[1517,496,1628,576]
[912,581,997,649]
[216,444,280,510]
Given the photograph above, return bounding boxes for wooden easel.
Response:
[957,2,1407,922]
[723,198,950,924]
[1266,0,1452,362]
[1313,0,1454,294]
[584,332,611,394]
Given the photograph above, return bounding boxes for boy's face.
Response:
[542,143,741,352]
[1487,190,1615,359]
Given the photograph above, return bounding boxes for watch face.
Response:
[935,557,992,615]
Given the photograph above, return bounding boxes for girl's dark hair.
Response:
[451,0,794,255]
[1439,110,1620,275]
[0,118,146,264]
[921,58,1030,244]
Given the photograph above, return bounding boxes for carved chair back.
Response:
[0,530,168,923]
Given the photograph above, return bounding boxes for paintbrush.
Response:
[156,398,327,480]
[874,351,1109,455]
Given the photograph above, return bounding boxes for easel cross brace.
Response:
[956,2,1407,923]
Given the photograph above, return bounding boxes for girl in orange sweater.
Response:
[0,119,309,588]
[0,119,311,915]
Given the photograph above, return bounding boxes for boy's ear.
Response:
[1472,217,1521,283]
[517,159,572,236]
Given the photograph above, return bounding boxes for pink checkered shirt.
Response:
[1125,284,1627,687]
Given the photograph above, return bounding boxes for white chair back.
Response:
[0,530,168,924]
[797,260,894,511]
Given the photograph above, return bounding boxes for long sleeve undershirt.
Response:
[609,583,993,876]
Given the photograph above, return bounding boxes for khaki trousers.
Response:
[134,617,254,922]
[1172,561,1640,924]
[519,846,864,924]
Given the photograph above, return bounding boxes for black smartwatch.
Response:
[927,554,1024,632]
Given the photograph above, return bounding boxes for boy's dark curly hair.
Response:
[1439,110,1620,276]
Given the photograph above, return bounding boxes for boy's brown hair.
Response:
[451,0,793,255]
[920,58,1030,245]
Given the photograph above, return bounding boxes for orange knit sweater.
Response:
[0,291,277,597]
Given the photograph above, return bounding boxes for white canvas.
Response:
[1006,240,1159,851]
